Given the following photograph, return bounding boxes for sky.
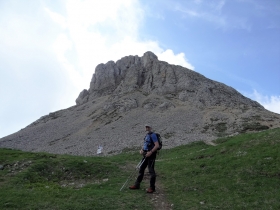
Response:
[0,0,279,138]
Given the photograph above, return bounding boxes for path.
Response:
[143,173,173,210]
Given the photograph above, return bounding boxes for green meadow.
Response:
[1,128,279,209]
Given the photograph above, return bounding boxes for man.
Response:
[129,124,159,193]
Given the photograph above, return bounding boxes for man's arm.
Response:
[151,133,159,151]
[146,140,159,157]
[151,141,159,152]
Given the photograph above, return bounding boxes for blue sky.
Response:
[0,0,279,138]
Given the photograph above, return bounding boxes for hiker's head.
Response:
[145,124,152,132]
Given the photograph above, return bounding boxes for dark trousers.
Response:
[135,153,156,190]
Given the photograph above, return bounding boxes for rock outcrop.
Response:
[1,51,280,156]
[75,89,89,105]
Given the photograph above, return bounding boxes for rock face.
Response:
[75,89,89,105]
[1,51,280,156]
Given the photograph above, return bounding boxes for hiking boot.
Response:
[129,185,140,190]
[146,187,155,193]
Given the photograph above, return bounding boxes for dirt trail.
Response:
[148,182,173,210]
[143,173,173,210]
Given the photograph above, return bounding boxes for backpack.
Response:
[149,133,162,150]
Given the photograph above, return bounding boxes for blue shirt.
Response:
[143,132,158,151]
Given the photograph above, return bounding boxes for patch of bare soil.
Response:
[144,173,173,210]
[204,140,217,146]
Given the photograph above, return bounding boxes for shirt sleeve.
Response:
[151,133,158,143]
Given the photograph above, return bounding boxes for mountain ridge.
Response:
[1,51,279,156]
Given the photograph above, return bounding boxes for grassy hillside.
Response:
[0,128,279,210]
[157,128,280,209]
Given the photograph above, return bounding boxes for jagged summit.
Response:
[76,51,160,104]
[1,51,280,156]
[76,51,261,110]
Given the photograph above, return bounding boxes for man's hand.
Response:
[140,149,144,154]
[145,141,159,157]
[145,151,153,157]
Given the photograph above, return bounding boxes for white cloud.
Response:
[248,90,280,114]
[175,5,227,28]
[157,49,194,70]
[45,7,67,29]
[214,0,226,12]
[47,0,194,91]
[0,0,194,138]
[175,1,252,31]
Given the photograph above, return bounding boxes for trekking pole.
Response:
[119,158,146,191]
[135,158,144,169]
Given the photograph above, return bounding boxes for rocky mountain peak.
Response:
[82,51,159,102]
[1,52,280,156]
[76,51,262,110]
[142,51,158,66]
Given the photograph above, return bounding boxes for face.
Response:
[145,126,151,132]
